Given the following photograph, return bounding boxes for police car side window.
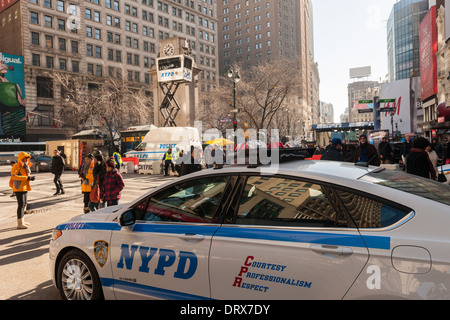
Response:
[234,176,348,228]
[334,189,410,228]
[137,176,231,224]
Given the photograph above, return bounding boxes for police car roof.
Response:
[209,160,379,182]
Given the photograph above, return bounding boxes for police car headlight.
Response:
[51,229,62,241]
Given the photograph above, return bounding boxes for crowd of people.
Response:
[318,134,449,181]
[8,135,449,230]
[9,150,124,229]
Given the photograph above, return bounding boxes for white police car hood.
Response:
[66,203,129,223]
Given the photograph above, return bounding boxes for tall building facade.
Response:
[347,80,380,123]
[0,0,219,141]
[387,0,430,82]
[217,0,319,141]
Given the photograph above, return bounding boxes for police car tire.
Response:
[57,249,103,300]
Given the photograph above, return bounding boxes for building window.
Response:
[72,61,79,72]
[59,58,67,71]
[95,46,102,58]
[57,0,64,11]
[45,35,53,48]
[36,77,54,98]
[44,15,52,27]
[46,56,54,68]
[96,65,102,77]
[32,54,40,66]
[58,18,65,30]
[37,105,54,126]
[58,38,66,51]
[71,40,78,53]
[30,11,39,24]
[31,32,40,45]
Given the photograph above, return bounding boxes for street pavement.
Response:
[0,164,175,300]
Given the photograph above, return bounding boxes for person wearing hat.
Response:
[79,154,95,213]
[353,134,380,166]
[10,152,35,229]
[321,138,344,161]
[101,159,125,207]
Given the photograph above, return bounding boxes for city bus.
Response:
[0,141,46,164]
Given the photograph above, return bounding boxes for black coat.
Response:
[321,146,344,161]
[51,155,65,175]
[406,150,434,179]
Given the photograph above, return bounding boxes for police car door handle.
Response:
[310,245,353,258]
[179,233,205,241]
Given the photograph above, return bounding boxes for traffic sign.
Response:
[358,100,373,104]
[380,99,396,103]
[380,107,396,112]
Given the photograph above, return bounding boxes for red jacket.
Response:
[101,168,124,201]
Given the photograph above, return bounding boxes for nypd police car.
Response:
[49,155,450,300]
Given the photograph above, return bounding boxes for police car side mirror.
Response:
[119,209,136,227]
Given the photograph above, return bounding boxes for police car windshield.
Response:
[361,170,450,206]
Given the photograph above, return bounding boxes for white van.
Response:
[125,127,202,162]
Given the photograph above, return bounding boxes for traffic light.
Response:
[233,119,237,130]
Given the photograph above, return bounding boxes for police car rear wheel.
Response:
[57,249,103,300]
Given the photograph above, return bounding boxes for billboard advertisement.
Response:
[419,6,437,101]
[0,52,26,138]
[380,77,421,135]
[0,0,19,13]
[354,100,373,113]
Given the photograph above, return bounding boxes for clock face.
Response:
[163,43,175,56]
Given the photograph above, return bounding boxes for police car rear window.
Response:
[362,170,450,206]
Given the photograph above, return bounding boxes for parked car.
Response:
[49,154,450,300]
[30,154,52,172]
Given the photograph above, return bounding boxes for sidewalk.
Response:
[0,164,175,299]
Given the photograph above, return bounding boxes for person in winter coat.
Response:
[79,154,95,213]
[51,149,65,195]
[378,136,394,164]
[321,138,344,161]
[101,160,125,207]
[10,152,35,229]
[406,137,437,180]
[353,134,381,166]
[89,154,106,211]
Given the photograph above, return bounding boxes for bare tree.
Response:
[235,58,301,132]
[198,58,302,139]
[53,69,153,147]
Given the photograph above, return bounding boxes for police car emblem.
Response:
[94,240,109,268]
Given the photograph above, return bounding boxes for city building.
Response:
[347,68,380,124]
[0,0,219,141]
[387,0,430,82]
[217,0,319,141]
[319,101,334,124]
[422,0,450,140]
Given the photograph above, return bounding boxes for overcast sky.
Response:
[312,0,398,122]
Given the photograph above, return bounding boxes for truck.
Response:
[124,126,202,163]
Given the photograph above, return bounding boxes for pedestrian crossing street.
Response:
[0,167,177,226]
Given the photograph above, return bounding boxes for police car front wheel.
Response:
[57,249,103,300]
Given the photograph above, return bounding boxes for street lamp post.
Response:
[227,67,240,144]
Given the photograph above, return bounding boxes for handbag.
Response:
[438,165,447,183]
[90,185,100,202]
